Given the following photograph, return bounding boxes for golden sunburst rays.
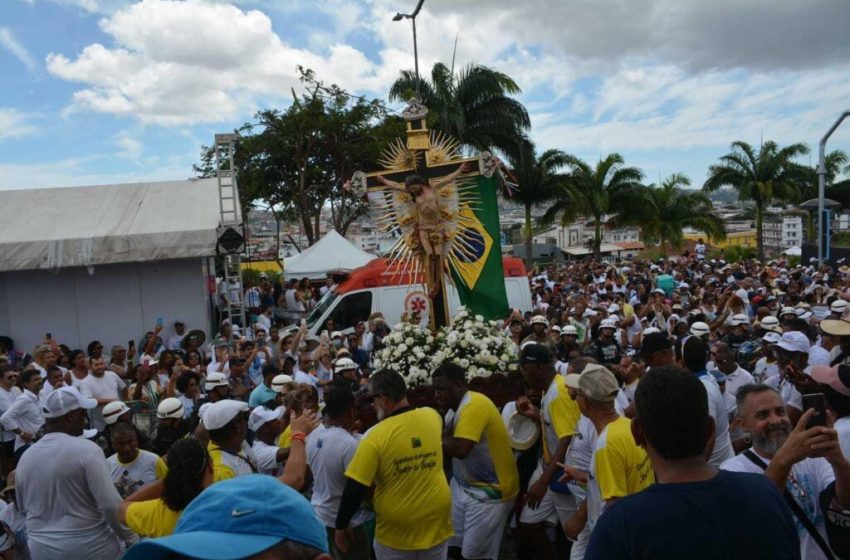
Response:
[378,139,420,171]
[428,131,461,165]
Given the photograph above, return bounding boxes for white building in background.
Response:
[527,218,643,261]
[763,214,803,254]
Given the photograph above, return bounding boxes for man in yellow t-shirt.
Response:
[433,363,519,560]
[576,365,653,534]
[517,342,582,552]
[203,400,258,481]
[335,370,452,560]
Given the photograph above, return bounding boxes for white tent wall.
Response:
[0,258,211,354]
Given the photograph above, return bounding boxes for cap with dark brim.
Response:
[123,531,281,560]
[519,342,552,365]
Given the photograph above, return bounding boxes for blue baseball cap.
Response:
[123,475,328,560]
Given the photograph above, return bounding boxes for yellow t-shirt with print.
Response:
[594,416,654,501]
[452,391,519,502]
[345,407,452,550]
[208,441,256,482]
[125,498,181,537]
[541,374,581,463]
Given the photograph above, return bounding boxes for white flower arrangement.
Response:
[372,320,436,387]
[433,306,518,380]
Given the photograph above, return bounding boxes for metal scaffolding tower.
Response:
[215,133,247,329]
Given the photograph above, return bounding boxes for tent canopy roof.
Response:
[284,231,375,279]
[0,179,222,272]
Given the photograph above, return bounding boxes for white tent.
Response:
[284,230,375,279]
[0,179,221,272]
[783,246,802,256]
[0,179,221,352]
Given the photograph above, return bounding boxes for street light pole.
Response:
[817,110,850,266]
[393,0,426,99]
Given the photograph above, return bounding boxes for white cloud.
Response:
[45,0,391,125]
[0,108,37,140]
[0,27,37,72]
[0,155,193,190]
[115,131,143,161]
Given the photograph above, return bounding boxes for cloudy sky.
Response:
[1,0,849,190]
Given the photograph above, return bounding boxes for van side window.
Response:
[330,291,372,331]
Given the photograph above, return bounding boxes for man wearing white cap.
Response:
[753,332,782,384]
[204,399,257,481]
[16,386,137,559]
[249,405,286,476]
[765,331,812,422]
[830,299,849,320]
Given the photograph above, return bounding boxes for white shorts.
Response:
[519,463,578,525]
[448,478,515,560]
[374,539,448,560]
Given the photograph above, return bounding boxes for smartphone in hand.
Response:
[802,393,828,429]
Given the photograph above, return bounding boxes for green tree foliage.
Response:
[195,68,404,245]
[642,173,726,252]
[543,153,648,259]
[389,62,530,155]
[503,138,570,268]
[704,140,809,260]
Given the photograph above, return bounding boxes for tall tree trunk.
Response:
[756,204,764,261]
[594,219,602,261]
[524,203,533,271]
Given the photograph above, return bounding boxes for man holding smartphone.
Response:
[722,384,850,560]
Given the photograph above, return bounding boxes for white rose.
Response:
[460,340,468,348]
[398,343,408,352]
[405,337,414,345]
[459,358,470,368]
[478,367,488,377]
[467,366,477,378]
[426,335,434,344]
[475,314,484,322]
[500,354,510,362]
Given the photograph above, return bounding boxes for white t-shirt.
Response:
[106,450,165,498]
[836,416,850,461]
[167,334,185,351]
[0,386,21,443]
[294,370,318,388]
[765,374,804,411]
[809,345,831,367]
[306,425,372,528]
[724,366,755,398]
[79,371,125,431]
[206,360,231,376]
[698,374,734,466]
[16,432,136,559]
[564,416,597,501]
[252,439,282,476]
[753,357,779,384]
[0,390,44,451]
[721,449,834,560]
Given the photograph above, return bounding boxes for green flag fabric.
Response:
[450,175,510,320]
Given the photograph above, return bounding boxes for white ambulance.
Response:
[291,257,532,336]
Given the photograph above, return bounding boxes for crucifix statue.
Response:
[345,100,492,329]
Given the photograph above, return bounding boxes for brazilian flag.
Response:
[450,175,510,320]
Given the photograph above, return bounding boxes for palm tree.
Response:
[503,139,571,269]
[543,153,648,260]
[388,62,530,154]
[703,140,809,260]
[643,174,726,253]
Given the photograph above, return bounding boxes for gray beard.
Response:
[753,426,790,456]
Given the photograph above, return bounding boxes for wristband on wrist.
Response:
[291,431,307,443]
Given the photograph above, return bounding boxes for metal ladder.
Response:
[215,133,247,329]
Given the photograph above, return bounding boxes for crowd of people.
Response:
[1,254,850,559]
